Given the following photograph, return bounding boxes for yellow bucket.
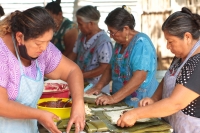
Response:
[37,98,71,119]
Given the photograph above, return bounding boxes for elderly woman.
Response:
[68,5,113,94]
[117,7,200,133]
[0,7,84,133]
[86,6,158,107]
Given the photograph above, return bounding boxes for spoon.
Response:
[63,98,72,107]
[63,83,93,107]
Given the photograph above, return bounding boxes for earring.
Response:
[126,35,129,41]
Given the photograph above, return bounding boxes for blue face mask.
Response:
[18,44,38,61]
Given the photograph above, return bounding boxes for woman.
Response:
[86,6,158,107]
[0,7,84,133]
[45,1,79,57]
[117,7,200,133]
[68,5,113,94]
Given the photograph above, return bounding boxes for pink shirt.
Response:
[0,38,62,100]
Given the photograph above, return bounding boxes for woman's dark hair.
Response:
[0,6,56,40]
[162,7,200,39]
[0,5,5,17]
[45,1,62,15]
[76,5,100,23]
[105,6,135,31]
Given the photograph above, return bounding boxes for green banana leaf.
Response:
[40,102,172,133]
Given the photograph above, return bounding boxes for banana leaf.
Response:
[88,101,128,108]
[85,122,97,133]
[84,97,96,104]
[93,111,172,133]
[47,101,172,133]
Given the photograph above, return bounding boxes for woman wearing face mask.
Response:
[0,7,85,133]
[117,7,200,133]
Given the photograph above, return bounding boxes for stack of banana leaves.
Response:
[56,102,172,133]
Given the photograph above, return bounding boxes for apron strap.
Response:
[11,34,39,75]
[174,40,200,76]
[12,34,24,74]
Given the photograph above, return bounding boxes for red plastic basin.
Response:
[41,79,70,98]
[40,90,70,98]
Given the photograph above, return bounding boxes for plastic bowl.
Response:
[40,90,70,99]
[41,80,70,99]
[37,98,71,119]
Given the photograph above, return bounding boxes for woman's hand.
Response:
[117,109,137,127]
[95,94,115,105]
[86,86,102,95]
[139,97,155,107]
[37,111,62,133]
[66,101,85,133]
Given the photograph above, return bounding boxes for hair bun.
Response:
[181,7,193,16]
[182,7,200,29]
[122,5,132,14]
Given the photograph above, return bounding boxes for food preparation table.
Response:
[38,101,172,133]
